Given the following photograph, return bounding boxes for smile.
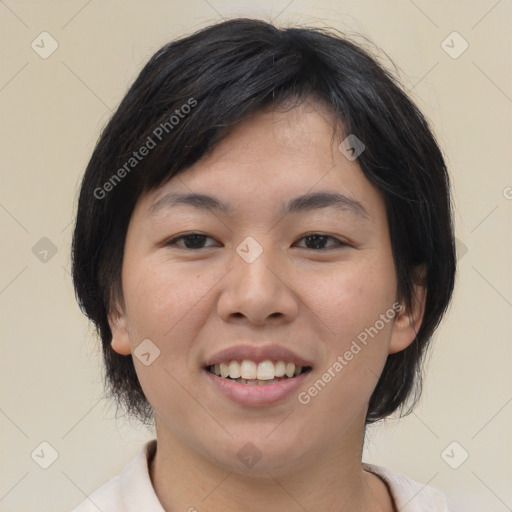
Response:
[207,360,311,384]
[203,362,313,406]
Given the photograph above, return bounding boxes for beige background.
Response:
[1,1,511,511]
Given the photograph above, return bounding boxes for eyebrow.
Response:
[147,190,370,220]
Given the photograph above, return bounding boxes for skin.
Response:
[108,99,426,512]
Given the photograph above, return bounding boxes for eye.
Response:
[165,233,217,250]
[165,232,347,251]
[294,233,347,250]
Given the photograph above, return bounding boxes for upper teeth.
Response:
[212,360,303,380]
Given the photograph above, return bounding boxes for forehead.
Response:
[134,101,386,226]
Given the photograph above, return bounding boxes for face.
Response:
[109,99,424,476]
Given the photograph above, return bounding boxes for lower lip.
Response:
[203,369,312,407]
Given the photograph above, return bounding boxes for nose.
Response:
[216,245,299,326]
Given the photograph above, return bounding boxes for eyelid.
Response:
[300,234,349,247]
[164,232,217,248]
[164,232,350,250]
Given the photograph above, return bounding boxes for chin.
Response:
[201,435,312,478]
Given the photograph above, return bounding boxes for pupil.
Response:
[306,235,328,249]
[185,234,206,248]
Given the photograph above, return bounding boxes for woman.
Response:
[71,18,456,511]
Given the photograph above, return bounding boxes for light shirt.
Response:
[70,440,450,512]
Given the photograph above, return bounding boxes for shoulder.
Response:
[69,440,163,512]
[69,475,122,511]
[364,463,450,512]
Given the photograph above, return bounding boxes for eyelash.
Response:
[164,232,348,251]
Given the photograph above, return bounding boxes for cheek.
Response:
[304,255,397,342]
[121,259,225,402]
[120,262,210,426]
[295,280,397,441]
[122,260,214,338]
[296,255,397,409]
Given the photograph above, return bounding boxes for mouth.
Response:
[202,344,314,405]
[205,360,313,385]
[203,361,313,407]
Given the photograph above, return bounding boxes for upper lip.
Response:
[203,344,314,368]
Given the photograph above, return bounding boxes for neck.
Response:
[149,415,394,512]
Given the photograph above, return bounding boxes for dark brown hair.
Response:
[72,18,456,425]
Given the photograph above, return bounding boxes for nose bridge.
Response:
[237,244,278,289]
[217,235,297,323]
